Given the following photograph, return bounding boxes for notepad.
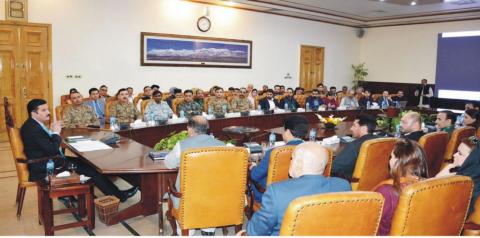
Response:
[69,140,112,152]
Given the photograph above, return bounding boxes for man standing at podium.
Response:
[415,79,433,108]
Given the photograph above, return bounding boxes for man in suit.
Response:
[378,90,393,109]
[85,87,106,126]
[331,113,379,180]
[21,99,138,202]
[164,115,225,235]
[259,89,279,111]
[436,110,456,138]
[279,88,299,110]
[305,89,324,111]
[400,111,425,141]
[250,115,308,203]
[246,142,351,235]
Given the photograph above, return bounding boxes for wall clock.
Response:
[197,16,211,32]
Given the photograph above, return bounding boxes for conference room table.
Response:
[60,108,421,233]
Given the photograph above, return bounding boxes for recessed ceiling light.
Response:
[410,1,417,5]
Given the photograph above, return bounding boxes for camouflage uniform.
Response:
[63,104,100,128]
[230,97,252,112]
[208,97,229,115]
[177,101,202,118]
[109,102,139,124]
[194,99,205,111]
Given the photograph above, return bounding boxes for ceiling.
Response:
[187,0,480,27]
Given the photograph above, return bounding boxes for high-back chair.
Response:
[204,96,212,112]
[279,192,384,235]
[3,97,15,135]
[351,138,397,191]
[172,98,184,115]
[55,105,67,121]
[418,131,449,177]
[390,175,473,235]
[165,147,248,236]
[60,94,70,105]
[294,95,306,108]
[105,100,115,124]
[463,197,480,236]
[140,99,151,115]
[444,127,476,163]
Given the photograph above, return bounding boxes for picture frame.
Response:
[5,0,28,22]
[141,32,252,68]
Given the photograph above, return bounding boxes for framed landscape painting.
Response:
[141,32,252,68]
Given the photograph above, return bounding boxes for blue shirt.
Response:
[250,139,303,202]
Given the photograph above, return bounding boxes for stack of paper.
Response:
[69,140,112,152]
[322,135,340,145]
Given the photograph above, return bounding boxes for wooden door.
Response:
[299,46,324,90]
[0,22,51,142]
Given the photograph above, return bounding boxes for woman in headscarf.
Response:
[436,136,480,215]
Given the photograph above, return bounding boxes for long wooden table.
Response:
[59,109,397,233]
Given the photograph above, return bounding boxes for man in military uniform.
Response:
[110,88,140,125]
[230,87,253,112]
[63,92,100,128]
[208,87,229,117]
[177,90,202,118]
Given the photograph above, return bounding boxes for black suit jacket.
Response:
[259,98,279,110]
[331,134,379,180]
[404,130,425,142]
[279,96,299,109]
[20,118,63,181]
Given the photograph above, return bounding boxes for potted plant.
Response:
[352,63,368,88]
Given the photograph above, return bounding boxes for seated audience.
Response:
[99,85,110,99]
[136,86,153,111]
[305,89,324,111]
[248,88,258,108]
[166,88,182,108]
[323,92,338,110]
[273,85,281,96]
[259,85,269,95]
[259,89,279,111]
[463,109,479,129]
[336,86,348,100]
[164,116,224,235]
[279,85,286,95]
[279,88,299,110]
[247,83,254,94]
[209,87,229,117]
[21,99,138,202]
[247,142,351,236]
[294,87,304,96]
[400,111,424,141]
[329,86,337,95]
[250,115,308,203]
[436,110,455,137]
[374,139,428,235]
[339,89,359,109]
[194,89,205,109]
[110,88,140,125]
[177,90,202,118]
[358,89,373,108]
[317,83,327,97]
[62,91,99,128]
[378,90,393,109]
[85,87,106,125]
[151,84,160,91]
[354,86,364,101]
[436,136,480,216]
[392,90,407,104]
[332,114,379,180]
[127,87,134,103]
[144,90,173,121]
[230,87,253,113]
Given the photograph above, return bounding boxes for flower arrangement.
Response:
[316,114,347,129]
[154,131,188,151]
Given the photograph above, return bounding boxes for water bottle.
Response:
[110,117,118,131]
[455,114,463,128]
[208,105,213,115]
[314,100,319,111]
[366,101,371,109]
[284,102,288,110]
[46,159,54,177]
[395,124,401,138]
[382,100,387,109]
[394,100,399,108]
[222,104,227,114]
[257,104,262,112]
[309,128,317,141]
[305,102,310,112]
[179,110,185,118]
[268,132,276,147]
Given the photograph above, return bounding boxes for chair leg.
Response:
[38,185,43,225]
[17,186,26,219]
[235,224,243,233]
[15,183,21,205]
[181,229,189,236]
[158,202,164,235]
[166,210,177,235]
[222,226,228,235]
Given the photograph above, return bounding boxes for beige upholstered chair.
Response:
[280,192,384,235]
[165,147,248,235]
[351,138,397,191]
[390,175,473,235]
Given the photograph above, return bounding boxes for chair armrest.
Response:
[16,155,63,164]
[167,178,182,198]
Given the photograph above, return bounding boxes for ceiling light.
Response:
[410,1,417,5]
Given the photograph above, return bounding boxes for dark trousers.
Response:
[68,157,122,198]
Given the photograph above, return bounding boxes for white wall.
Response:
[1,0,360,106]
[360,19,480,84]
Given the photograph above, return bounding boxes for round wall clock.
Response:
[197,16,211,32]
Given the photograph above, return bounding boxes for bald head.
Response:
[187,116,209,135]
[400,111,422,133]
[289,142,329,178]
